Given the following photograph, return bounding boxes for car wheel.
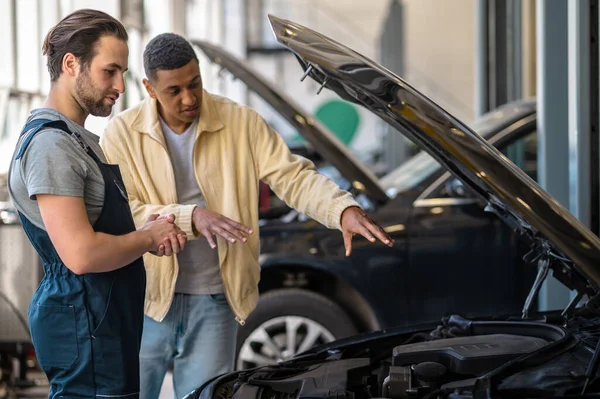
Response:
[235,288,357,370]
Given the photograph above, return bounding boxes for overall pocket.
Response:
[92,336,137,395]
[29,304,79,369]
[83,273,116,337]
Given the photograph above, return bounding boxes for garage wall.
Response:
[401,0,476,124]
[243,0,477,162]
[259,0,477,124]
[0,0,479,171]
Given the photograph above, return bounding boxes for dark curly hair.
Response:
[143,33,198,81]
[42,9,128,82]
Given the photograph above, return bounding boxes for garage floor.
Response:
[10,372,175,398]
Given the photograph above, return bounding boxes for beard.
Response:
[74,68,114,117]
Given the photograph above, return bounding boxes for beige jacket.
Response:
[99,91,359,324]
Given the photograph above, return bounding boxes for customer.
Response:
[100,32,393,399]
[7,10,187,399]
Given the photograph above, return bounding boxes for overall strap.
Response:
[15,118,101,164]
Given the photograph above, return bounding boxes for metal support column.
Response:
[170,0,187,36]
[246,0,265,51]
[590,1,600,237]
[121,0,145,32]
[10,0,17,88]
[521,0,537,98]
[222,0,248,104]
[120,0,146,110]
[475,0,522,117]
[536,0,572,311]
[568,0,593,231]
[380,0,409,170]
[475,0,489,117]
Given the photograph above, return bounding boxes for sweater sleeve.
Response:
[249,112,360,230]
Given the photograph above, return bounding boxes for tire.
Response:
[235,288,358,370]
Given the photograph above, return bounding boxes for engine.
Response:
[383,334,548,398]
[198,317,595,399]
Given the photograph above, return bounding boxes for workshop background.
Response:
[1,0,599,398]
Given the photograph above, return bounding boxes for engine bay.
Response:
[196,315,600,399]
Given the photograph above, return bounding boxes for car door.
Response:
[396,128,539,326]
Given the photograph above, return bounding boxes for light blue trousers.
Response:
[139,293,238,399]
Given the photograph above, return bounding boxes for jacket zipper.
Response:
[191,134,246,326]
[154,134,179,322]
[154,133,247,325]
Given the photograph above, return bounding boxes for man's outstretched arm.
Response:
[250,113,393,255]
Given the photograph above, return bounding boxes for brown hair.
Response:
[42,9,128,82]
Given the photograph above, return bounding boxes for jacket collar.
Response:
[130,89,224,145]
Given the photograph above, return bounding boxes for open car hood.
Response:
[268,15,600,301]
[192,40,388,203]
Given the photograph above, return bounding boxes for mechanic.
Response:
[100,32,394,399]
[7,10,187,398]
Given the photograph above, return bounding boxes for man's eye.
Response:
[105,69,116,76]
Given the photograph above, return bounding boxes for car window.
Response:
[379,150,442,196]
[501,130,538,182]
[428,130,538,200]
[379,104,536,196]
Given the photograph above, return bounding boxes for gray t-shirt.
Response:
[8,109,106,231]
[159,116,223,295]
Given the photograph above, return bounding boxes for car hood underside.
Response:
[265,15,600,305]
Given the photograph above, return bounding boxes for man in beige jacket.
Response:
[100,33,392,399]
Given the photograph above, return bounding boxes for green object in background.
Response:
[288,99,361,147]
[315,100,360,145]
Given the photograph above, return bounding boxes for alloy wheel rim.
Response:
[237,316,336,369]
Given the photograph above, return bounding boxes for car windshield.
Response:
[379,103,532,196]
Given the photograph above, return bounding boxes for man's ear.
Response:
[142,78,157,99]
[63,53,79,77]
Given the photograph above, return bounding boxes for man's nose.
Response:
[114,75,125,94]
[182,91,196,105]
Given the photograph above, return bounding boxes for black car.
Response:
[193,42,542,371]
[188,15,600,399]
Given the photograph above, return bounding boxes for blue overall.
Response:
[14,119,146,398]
